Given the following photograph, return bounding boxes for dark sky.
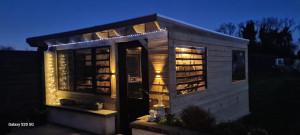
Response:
[1,0,300,50]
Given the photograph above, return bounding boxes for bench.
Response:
[47,105,117,135]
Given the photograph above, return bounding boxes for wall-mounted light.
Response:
[156,70,162,78]
[110,71,116,78]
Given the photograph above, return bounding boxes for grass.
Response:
[237,71,300,135]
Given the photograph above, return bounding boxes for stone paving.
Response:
[7,123,94,135]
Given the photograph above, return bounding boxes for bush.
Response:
[214,122,269,135]
[214,122,249,135]
[158,114,183,127]
[155,106,269,135]
[180,106,216,132]
[247,127,269,135]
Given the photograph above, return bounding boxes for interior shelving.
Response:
[175,47,207,95]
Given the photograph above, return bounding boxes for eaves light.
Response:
[49,28,167,48]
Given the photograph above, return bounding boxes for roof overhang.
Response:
[26,14,159,47]
[26,13,249,48]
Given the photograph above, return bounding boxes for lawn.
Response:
[238,71,300,135]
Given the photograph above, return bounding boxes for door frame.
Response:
[117,40,149,134]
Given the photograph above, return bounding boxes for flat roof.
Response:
[157,14,248,42]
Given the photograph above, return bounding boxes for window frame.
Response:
[175,46,207,95]
[232,50,246,82]
[56,46,111,95]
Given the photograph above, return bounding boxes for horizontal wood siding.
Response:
[167,29,249,122]
[148,39,171,109]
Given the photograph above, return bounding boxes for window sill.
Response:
[175,89,207,98]
[232,79,247,83]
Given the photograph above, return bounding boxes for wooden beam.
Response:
[95,31,109,39]
[138,39,148,50]
[108,29,119,37]
[69,35,83,43]
[82,33,93,41]
[145,21,160,32]
[133,24,145,33]
[115,27,126,36]
[154,21,161,30]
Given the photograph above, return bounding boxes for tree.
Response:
[239,20,258,53]
[0,45,15,50]
[216,17,296,57]
[297,50,300,59]
[298,22,300,43]
[216,23,236,36]
[257,17,295,57]
[239,21,257,43]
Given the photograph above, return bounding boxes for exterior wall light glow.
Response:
[155,70,162,78]
[111,72,116,78]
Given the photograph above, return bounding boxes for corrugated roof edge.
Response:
[157,14,249,42]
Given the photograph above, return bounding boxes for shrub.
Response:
[214,122,269,135]
[247,127,269,135]
[214,122,249,135]
[158,114,183,127]
[180,106,216,132]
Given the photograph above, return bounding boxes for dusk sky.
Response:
[0,0,299,50]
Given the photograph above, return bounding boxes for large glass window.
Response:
[57,47,110,94]
[75,49,93,93]
[232,50,245,82]
[175,46,207,95]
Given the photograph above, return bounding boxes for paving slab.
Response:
[7,123,94,135]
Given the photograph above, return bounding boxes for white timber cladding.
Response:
[157,14,248,42]
[148,39,170,109]
[49,30,168,112]
[32,14,252,134]
[168,29,249,122]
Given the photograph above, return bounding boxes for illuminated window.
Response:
[57,47,110,94]
[57,50,74,91]
[95,48,111,94]
[175,46,207,95]
[75,49,94,93]
[232,50,245,82]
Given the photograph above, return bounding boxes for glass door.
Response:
[126,47,143,99]
[118,41,149,134]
